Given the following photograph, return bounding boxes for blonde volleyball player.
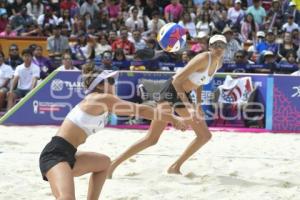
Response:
[39,63,187,200]
[108,35,227,177]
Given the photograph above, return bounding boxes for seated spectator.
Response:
[98,50,118,71]
[0,23,17,37]
[106,0,121,21]
[111,28,135,56]
[181,50,192,64]
[108,30,118,45]
[10,7,34,31]
[223,26,242,63]
[112,48,129,69]
[47,24,70,58]
[6,48,40,110]
[267,0,284,31]
[282,15,299,33]
[80,0,99,19]
[60,23,70,37]
[178,12,197,38]
[0,9,8,33]
[32,45,54,79]
[256,50,277,73]
[291,28,300,46]
[9,0,25,17]
[92,11,110,32]
[20,23,43,37]
[143,0,160,21]
[285,1,300,25]
[71,31,89,62]
[256,30,279,55]
[26,0,44,21]
[60,0,79,17]
[147,11,166,33]
[37,6,59,28]
[278,32,299,59]
[130,52,146,71]
[71,14,86,36]
[56,52,79,71]
[164,0,184,23]
[228,50,253,73]
[241,13,259,42]
[129,30,146,51]
[129,0,144,19]
[0,51,13,111]
[5,44,23,70]
[58,9,74,32]
[196,11,215,35]
[92,34,112,58]
[191,31,208,53]
[125,7,144,32]
[277,51,298,74]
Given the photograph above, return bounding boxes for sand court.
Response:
[0,126,300,200]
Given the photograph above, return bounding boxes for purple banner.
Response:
[273,76,300,131]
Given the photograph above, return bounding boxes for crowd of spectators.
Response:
[0,0,300,111]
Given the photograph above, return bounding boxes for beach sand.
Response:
[0,126,300,200]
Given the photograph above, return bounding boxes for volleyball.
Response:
[157,23,187,52]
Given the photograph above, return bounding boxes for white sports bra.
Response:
[66,105,109,136]
[188,52,219,86]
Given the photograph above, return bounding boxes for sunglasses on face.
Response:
[211,42,227,49]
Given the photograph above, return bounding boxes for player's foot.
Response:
[167,164,182,174]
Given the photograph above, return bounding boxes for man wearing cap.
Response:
[222,26,242,63]
[228,0,245,25]
[256,30,278,55]
[286,1,300,24]
[246,0,267,25]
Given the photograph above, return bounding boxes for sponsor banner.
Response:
[273,76,300,131]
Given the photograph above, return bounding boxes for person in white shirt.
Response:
[125,7,144,32]
[227,0,245,24]
[56,52,80,71]
[282,15,300,33]
[0,52,14,111]
[7,48,40,110]
[147,11,166,33]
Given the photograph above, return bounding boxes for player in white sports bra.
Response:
[108,34,227,177]
[39,63,187,200]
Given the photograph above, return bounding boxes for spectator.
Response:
[181,50,192,64]
[196,11,215,35]
[267,0,284,31]
[58,9,74,32]
[106,0,121,21]
[9,0,25,16]
[10,7,34,30]
[246,0,266,26]
[147,11,166,33]
[291,61,300,76]
[47,25,70,58]
[214,10,232,34]
[129,0,144,19]
[256,50,277,73]
[191,31,208,53]
[286,1,300,25]
[56,52,79,71]
[223,26,242,63]
[278,32,298,60]
[5,44,23,70]
[60,0,79,17]
[130,52,146,71]
[71,31,89,62]
[0,23,17,37]
[92,34,112,58]
[125,7,144,32]
[6,48,40,110]
[37,6,59,28]
[256,30,278,55]
[277,51,298,74]
[292,29,300,46]
[72,14,86,35]
[164,0,184,23]
[20,23,43,37]
[143,0,160,20]
[99,50,118,71]
[129,30,146,51]
[0,8,8,33]
[178,12,197,38]
[111,28,135,55]
[282,15,299,33]
[241,13,259,42]
[112,48,128,69]
[108,30,118,45]
[92,11,110,32]
[229,50,252,73]
[228,0,245,25]
[32,45,54,79]
[80,0,100,19]
[0,51,13,111]
[26,0,44,21]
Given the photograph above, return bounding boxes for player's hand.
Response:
[172,116,188,131]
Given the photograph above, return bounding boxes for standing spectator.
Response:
[286,1,300,25]
[228,0,245,25]
[80,0,100,19]
[47,25,70,58]
[6,49,40,110]
[26,0,44,21]
[56,52,79,71]
[129,30,146,51]
[241,13,259,42]
[278,32,299,59]
[256,30,278,55]
[37,6,59,28]
[223,26,242,63]
[282,15,300,33]
[143,0,160,20]
[0,51,13,111]
[32,45,54,79]
[0,23,17,37]
[246,0,266,26]
[125,7,144,32]
[164,0,184,23]
[178,12,197,38]
[5,44,23,70]
[111,28,135,55]
[214,10,232,34]
[106,0,120,21]
[147,11,166,33]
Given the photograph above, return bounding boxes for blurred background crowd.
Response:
[0,0,300,111]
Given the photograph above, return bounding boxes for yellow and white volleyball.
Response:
[157,23,187,52]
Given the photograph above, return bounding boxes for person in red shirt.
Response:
[60,0,79,17]
[111,28,135,55]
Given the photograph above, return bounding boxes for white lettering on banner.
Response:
[292,86,300,97]
[254,81,262,87]
[32,100,69,114]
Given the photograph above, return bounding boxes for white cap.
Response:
[257,31,265,37]
[289,1,296,6]
[235,0,242,4]
[264,50,274,56]
[209,34,227,45]
[196,31,208,38]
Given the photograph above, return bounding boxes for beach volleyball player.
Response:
[39,63,187,200]
[108,34,227,177]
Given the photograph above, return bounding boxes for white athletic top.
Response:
[66,105,109,136]
[188,52,218,86]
